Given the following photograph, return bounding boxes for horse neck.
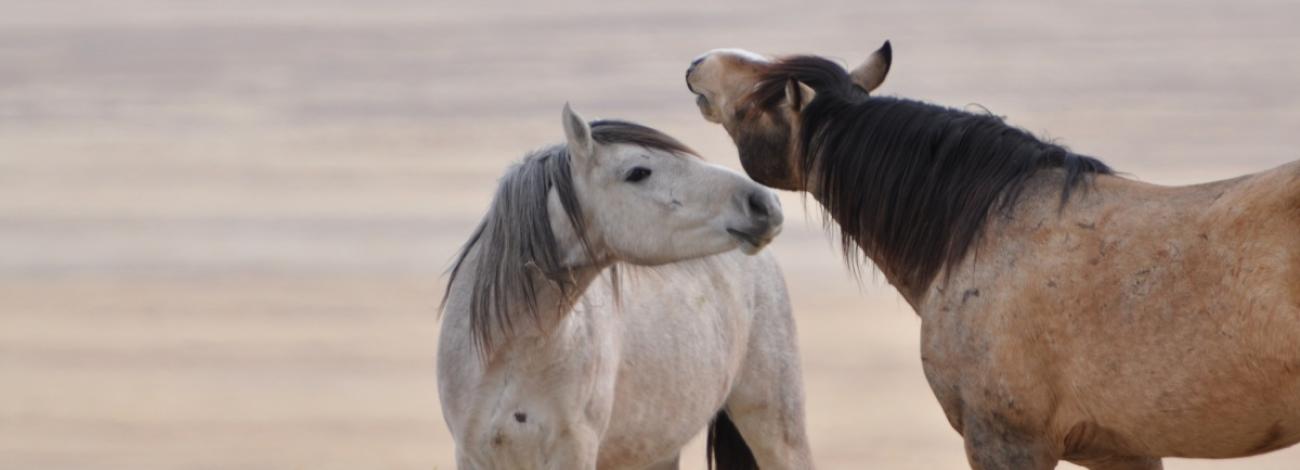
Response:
[798,96,1107,308]
[808,189,930,308]
[443,237,608,351]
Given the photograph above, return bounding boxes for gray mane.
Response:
[443,120,696,355]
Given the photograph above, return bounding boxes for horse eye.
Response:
[624,167,652,183]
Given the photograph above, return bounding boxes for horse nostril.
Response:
[690,56,705,68]
[747,192,770,219]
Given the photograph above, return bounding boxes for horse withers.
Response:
[687,42,1300,469]
[438,104,814,469]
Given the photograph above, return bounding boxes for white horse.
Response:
[437,104,814,469]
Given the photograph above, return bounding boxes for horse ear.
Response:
[849,40,892,93]
[785,79,815,112]
[562,103,595,167]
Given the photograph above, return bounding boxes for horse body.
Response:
[438,105,812,469]
[921,164,1300,466]
[441,249,805,469]
[686,43,1300,468]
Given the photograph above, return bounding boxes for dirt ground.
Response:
[4,0,1300,468]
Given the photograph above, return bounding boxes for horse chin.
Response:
[728,227,778,255]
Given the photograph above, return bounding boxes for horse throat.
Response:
[809,187,930,307]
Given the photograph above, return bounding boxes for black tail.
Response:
[707,409,759,470]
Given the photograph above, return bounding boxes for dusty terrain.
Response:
[4,0,1300,468]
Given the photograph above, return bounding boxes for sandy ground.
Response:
[5,0,1300,468]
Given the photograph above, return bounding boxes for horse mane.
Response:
[442,120,696,355]
[751,56,1113,290]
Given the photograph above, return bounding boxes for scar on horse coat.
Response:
[437,104,814,469]
[688,42,1300,469]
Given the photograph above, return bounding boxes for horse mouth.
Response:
[686,56,704,93]
[727,227,774,254]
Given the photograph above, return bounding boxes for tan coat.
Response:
[686,44,1300,469]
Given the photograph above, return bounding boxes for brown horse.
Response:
[685,42,1300,469]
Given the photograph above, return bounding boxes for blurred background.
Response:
[4,0,1300,468]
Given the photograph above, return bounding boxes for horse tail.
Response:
[706,409,759,470]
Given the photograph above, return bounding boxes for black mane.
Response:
[755,56,1113,290]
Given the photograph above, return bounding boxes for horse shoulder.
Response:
[914,174,1205,444]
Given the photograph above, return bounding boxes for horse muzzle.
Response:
[728,190,784,254]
